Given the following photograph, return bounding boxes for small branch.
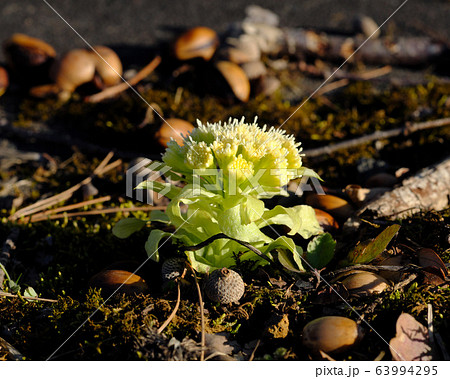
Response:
[34,196,112,217]
[303,117,450,158]
[25,205,166,223]
[0,291,57,303]
[85,56,162,103]
[157,279,182,335]
[248,339,261,362]
[9,152,118,221]
[314,66,392,97]
[186,262,205,361]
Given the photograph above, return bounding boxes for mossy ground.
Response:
[1,71,449,360]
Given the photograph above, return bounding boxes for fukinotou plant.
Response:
[113,117,335,273]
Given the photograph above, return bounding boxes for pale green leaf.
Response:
[305,233,336,269]
[258,205,322,239]
[145,229,172,262]
[150,210,170,223]
[135,181,181,199]
[112,218,147,238]
[24,287,38,301]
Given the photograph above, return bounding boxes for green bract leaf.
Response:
[112,218,147,239]
[150,210,170,223]
[258,205,322,239]
[24,287,38,301]
[343,224,401,266]
[297,167,323,180]
[263,236,305,272]
[136,181,181,199]
[145,229,172,262]
[305,233,336,269]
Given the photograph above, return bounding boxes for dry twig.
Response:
[303,117,450,158]
[187,262,206,361]
[86,56,161,103]
[157,277,183,335]
[9,152,120,222]
[0,291,57,303]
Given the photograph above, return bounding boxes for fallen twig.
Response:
[303,117,450,158]
[186,262,205,361]
[248,339,261,362]
[85,56,162,103]
[9,152,119,221]
[157,276,183,335]
[32,195,112,217]
[26,205,166,223]
[0,291,57,303]
[314,66,392,97]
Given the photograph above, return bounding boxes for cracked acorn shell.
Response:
[90,45,122,88]
[204,268,245,304]
[174,26,219,61]
[161,258,186,281]
[155,118,194,148]
[3,33,56,82]
[341,271,390,296]
[215,60,251,102]
[302,316,363,354]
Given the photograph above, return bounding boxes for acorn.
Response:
[90,45,123,88]
[215,60,251,102]
[89,269,148,297]
[50,48,96,100]
[3,33,56,84]
[155,118,194,148]
[0,66,8,96]
[174,26,219,61]
[341,271,390,296]
[314,208,339,232]
[306,194,354,220]
[302,316,363,354]
[161,258,186,281]
[204,268,245,304]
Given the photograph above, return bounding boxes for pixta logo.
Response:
[126,159,172,205]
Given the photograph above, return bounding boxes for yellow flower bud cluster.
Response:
[162,117,304,193]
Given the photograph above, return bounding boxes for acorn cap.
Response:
[161,258,186,281]
[3,33,56,68]
[204,268,245,304]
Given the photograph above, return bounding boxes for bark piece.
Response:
[360,156,450,219]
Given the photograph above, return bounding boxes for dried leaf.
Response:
[343,224,400,266]
[389,313,433,361]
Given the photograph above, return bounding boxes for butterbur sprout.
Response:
[114,117,330,273]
